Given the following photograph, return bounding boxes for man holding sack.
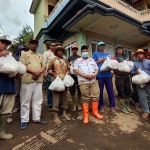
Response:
[0,36,21,140]
[131,49,150,119]
[112,45,132,115]
[48,46,70,124]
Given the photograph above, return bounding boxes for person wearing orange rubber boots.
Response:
[74,45,103,124]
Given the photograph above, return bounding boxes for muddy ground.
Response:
[1,80,150,150]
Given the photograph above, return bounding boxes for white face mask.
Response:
[82,52,89,58]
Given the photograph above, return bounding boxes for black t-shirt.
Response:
[68,55,81,64]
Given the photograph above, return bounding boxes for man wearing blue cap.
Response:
[92,41,115,112]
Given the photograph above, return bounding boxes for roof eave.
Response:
[29,0,40,14]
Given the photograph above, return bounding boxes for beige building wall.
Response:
[86,30,138,57]
[136,40,150,49]
[63,34,78,47]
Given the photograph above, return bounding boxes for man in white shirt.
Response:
[74,45,103,124]
[43,42,56,111]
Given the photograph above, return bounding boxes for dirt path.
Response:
[1,81,150,150]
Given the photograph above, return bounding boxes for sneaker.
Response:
[110,107,116,113]
[99,107,104,113]
[33,119,48,125]
[21,122,28,130]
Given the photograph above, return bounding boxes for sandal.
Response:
[99,107,104,113]
[13,108,20,113]
[142,113,149,119]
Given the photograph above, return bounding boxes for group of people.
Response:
[0,35,150,140]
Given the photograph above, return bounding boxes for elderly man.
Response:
[131,49,150,119]
[74,45,103,124]
[20,38,47,130]
[92,41,115,112]
[48,46,70,124]
[43,42,56,111]
[0,36,17,139]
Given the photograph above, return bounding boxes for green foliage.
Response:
[9,24,34,53]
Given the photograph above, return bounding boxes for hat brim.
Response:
[29,40,39,44]
[134,51,148,58]
[54,47,66,56]
[98,44,106,46]
[0,39,12,45]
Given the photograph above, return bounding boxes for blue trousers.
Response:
[46,75,53,107]
[97,77,115,109]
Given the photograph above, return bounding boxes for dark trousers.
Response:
[115,75,131,98]
[46,75,53,107]
[14,79,21,109]
[97,77,115,109]
[69,75,81,96]
[131,83,139,103]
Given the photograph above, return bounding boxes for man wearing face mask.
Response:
[74,45,103,124]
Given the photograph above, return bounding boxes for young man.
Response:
[43,42,56,111]
[0,36,18,140]
[74,45,103,124]
[13,46,28,113]
[92,41,115,112]
[48,46,70,124]
[68,45,82,111]
[131,49,150,119]
[112,45,132,115]
[20,38,47,130]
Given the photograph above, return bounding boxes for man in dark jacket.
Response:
[0,36,19,140]
[112,45,132,115]
[13,46,28,113]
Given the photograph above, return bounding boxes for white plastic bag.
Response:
[126,61,134,71]
[63,74,74,87]
[17,62,26,75]
[70,65,75,74]
[100,57,118,71]
[49,76,65,91]
[0,55,18,75]
[132,69,150,85]
[118,60,130,72]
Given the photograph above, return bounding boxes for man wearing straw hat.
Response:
[48,46,70,124]
[131,49,150,119]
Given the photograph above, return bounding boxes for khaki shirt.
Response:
[48,57,69,80]
[20,50,46,84]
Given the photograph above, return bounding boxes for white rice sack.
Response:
[118,60,130,72]
[17,62,26,75]
[63,74,74,87]
[49,76,65,91]
[0,55,18,75]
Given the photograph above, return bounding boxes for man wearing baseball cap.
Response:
[68,45,82,111]
[92,41,115,113]
[0,36,16,139]
[20,38,47,130]
[131,49,150,119]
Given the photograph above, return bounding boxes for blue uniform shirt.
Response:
[0,73,15,95]
[131,59,150,76]
[92,51,112,78]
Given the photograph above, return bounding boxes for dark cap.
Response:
[29,38,38,44]
[81,45,88,51]
[0,36,12,45]
[115,45,123,50]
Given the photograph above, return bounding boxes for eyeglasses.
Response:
[50,45,56,47]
